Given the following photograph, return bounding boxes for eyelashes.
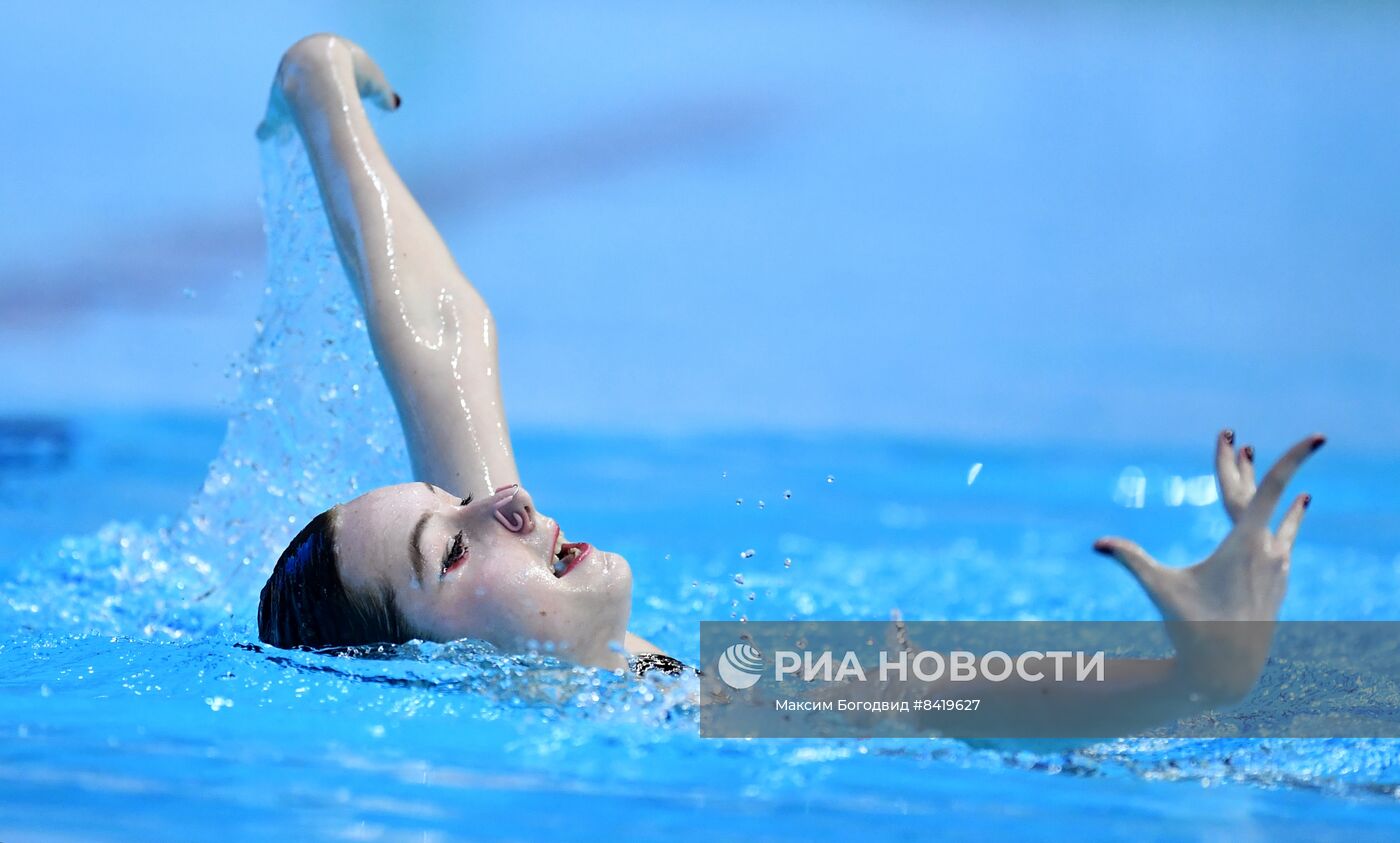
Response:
[459,495,472,506]
[441,530,468,577]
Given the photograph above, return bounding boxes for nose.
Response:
[491,484,535,534]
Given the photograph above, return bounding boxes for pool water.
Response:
[2,114,1399,842]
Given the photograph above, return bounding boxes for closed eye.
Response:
[441,530,468,578]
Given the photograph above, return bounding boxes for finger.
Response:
[1215,429,1241,495]
[1242,434,1326,529]
[1223,443,1258,522]
[1094,537,1174,618]
[1094,536,1160,582]
[1236,443,1256,496]
[1216,429,1252,521]
[344,38,401,112]
[1275,493,1311,550]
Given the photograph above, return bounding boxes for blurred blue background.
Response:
[2,1,1397,445]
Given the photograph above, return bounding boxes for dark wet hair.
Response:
[257,508,413,650]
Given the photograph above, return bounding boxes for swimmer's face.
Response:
[333,482,633,669]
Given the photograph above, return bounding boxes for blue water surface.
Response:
[2,421,1399,841]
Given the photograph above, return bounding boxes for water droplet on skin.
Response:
[826,475,835,484]
[733,573,745,585]
[740,549,755,559]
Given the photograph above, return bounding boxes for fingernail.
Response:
[1303,494,1312,508]
[393,92,402,109]
[1243,445,1254,461]
[1092,539,1113,554]
[1223,429,1234,444]
[1311,436,1326,452]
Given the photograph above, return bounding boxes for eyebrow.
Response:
[408,510,432,584]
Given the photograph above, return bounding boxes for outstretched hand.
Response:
[1093,429,1325,703]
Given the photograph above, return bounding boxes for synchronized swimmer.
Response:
[254,36,1324,730]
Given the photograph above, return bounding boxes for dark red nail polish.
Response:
[1243,446,1254,461]
[1311,437,1326,452]
[1223,429,1234,444]
[1303,494,1312,508]
[393,93,402,108]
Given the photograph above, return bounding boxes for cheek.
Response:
[448,559,558,632]
[423,546,632,651]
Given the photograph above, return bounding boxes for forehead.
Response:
[343,482,441,521]
[334,482,444,587]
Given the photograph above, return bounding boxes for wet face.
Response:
[332,482,633,669]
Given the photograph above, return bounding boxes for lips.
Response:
[552,541,591,578]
